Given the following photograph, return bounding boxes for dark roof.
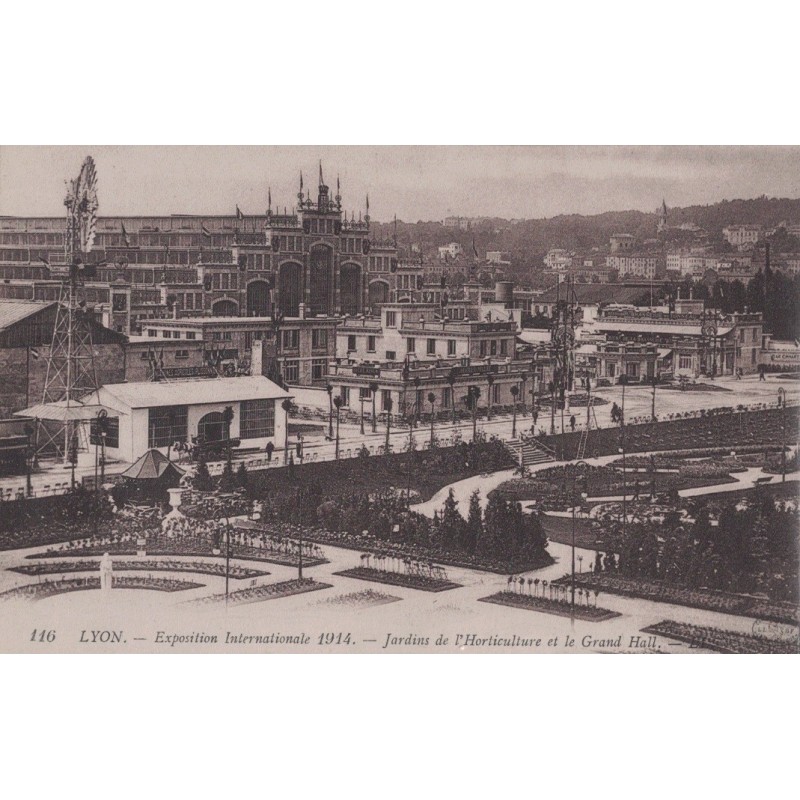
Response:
[536,284,648,305]
[119,449,185,480]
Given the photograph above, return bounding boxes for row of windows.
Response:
[369,256,393,271]
[240,399,275,439]
[407,337,460,356]
[478,339,510,357]
[0,233,63,245]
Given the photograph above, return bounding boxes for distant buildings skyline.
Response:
[2,146,800,222]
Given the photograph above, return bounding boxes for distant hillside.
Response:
[372,196,800,285]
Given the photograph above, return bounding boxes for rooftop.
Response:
[0,299,54,332]
[536,284,648,305]
[89,375,291,409]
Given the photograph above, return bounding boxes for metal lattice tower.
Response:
[37,157,101,460]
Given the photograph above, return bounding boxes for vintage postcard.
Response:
[0,145,797,653]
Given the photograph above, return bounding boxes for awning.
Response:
[14,402,123,422]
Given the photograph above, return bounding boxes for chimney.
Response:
[298,302,306,320]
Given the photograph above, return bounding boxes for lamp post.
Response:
[359,393,365,435]
[571,460,589,623]
[619,446,627,531]
[778,387,787,483]
[369,381,379,433]
[325,383,334,439]
[486,373,495,421]
[23,423,34,498]
[428,392,436,448]
[447,369,457,426]
[384,395,393,452]
[510,384,519,438]
[333,395,343,460]
[650,374,658,423]
[281,398,292,465]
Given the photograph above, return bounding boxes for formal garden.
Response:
[538,405,799,460]
[552,492,800,623]
[490,461,742,511]
[640,620,798,654]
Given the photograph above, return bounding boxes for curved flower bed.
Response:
[641,620,798,654]
[557,573,799,626]
[0,575,204,602]
[12,559,268,580]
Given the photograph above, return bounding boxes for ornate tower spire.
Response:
[298,172,304,204]
[335,174,341,208]
[365,193,370,224]
[319,160,324,187]
[267,186,272,215]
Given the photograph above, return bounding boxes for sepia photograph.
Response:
[0,145,797,655]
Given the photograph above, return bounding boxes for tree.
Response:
[236,460,249,490]
[384,394,393,452]
[439,488,465,552]
[463,489,483,555]
[219,458,236,492]
[193,455,213,492]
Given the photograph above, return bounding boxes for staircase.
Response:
[506,437,556,469]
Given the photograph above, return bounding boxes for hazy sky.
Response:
[1,146,799,222]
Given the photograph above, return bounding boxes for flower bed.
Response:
[28,533,328,569]
[556,573,799,626]
[0,575,204,602]
[317,589,402,608]
[334,567,461,592]
[244,521,554,575]
[478,591,620,621]
[11,559,269,580]
[641,620,799,654]
[191,578,331,606]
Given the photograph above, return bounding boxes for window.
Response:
[348,335,357,352]
[186,331,196,340]
[340,387,350,406]
[312,358,327,382]
[282,330,299,349]
[175,349,189,359]
[679,355,692,370]
[626,362,639,378]
[385,350,396,361]
[140,352,149,360]
[500,339,508,356]
[479,341,488,357]
[359,387,372,400]
[148,405,188,448]
[442,387,452,408]
[367,335,376,353]
[427,338,436,355]
[407,337,416,353]
[492,384,500,404]
[283,360,299,383]
[447,339,456,356]
[382,389,392,411]
[312,328,328,350]
[490,340,497,356]
[89,416,120,449]
[162,330,171,338]
[240,398,275,439]
[385,311,397,328]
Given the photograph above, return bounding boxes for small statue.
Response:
[99,552,113,591]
